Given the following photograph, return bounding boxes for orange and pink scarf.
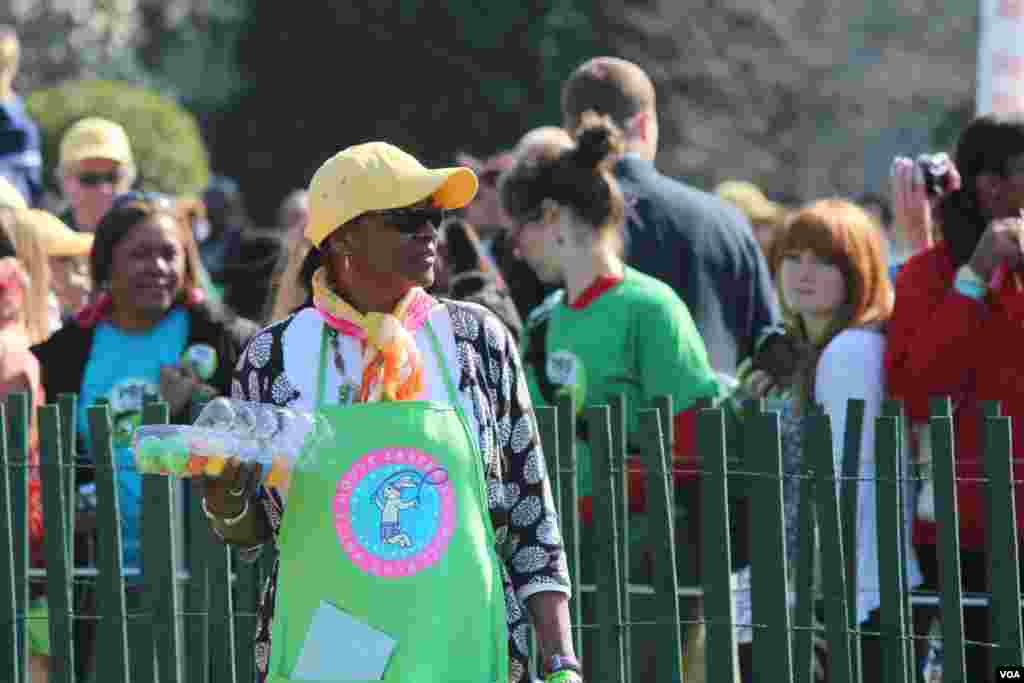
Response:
[312,267,439,402]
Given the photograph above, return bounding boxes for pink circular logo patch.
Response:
[334,447,456,578]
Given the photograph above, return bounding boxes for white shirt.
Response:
[815,328,923,624]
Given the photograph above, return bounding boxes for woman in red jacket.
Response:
[886,113,1024,680]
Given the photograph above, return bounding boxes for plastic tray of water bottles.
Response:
[132,397,333,488]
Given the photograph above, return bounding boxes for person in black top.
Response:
[561,56,780,376]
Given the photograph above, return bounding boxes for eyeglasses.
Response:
[110,191,175,213]
[371,207,448,235]
[77,170,124,187]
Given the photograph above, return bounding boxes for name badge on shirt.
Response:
[546,350,579,387]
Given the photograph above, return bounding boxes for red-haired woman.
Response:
[745,199,922,680]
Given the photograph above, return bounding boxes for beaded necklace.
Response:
[326,326,360,405]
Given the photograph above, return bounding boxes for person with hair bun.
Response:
[501,115,720,672]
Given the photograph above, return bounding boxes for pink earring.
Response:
[184,287,206,306]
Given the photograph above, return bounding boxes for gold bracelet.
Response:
[202,496,249,527]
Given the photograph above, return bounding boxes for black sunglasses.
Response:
[372,207,448,235]
[77,170,124,187]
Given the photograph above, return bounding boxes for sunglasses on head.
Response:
[110,191,175,213]
[77,170,124,187]
[372,207,448,235]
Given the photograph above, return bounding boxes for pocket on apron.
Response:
[273,600,397,682]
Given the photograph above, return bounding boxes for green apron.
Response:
[267,320,509,682]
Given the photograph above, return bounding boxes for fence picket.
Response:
[140,402,183,683]
[0,402,18,683]
[587,405,626,683]
[882,398,917,682]
[747,409,794,682]
[208,521,237,683]
[534,403,561,679]
[7,393,29,680]
[840,398,865,683]
[929,397,967,681]
[58,393,78,560]
[793,451,816,683]
[608,394,632,683]
[535,406,560,522]
[238,551,266,683]
[637,408,683,681]
[38,405,74,683]
[875,414,908,683]
[185,482,211,683]
[652,396,674,507]
[555,392,582,663]
[89,404,130,683]
[698,407,736,681]
[983,414,1023,670]
[807,411,853,683]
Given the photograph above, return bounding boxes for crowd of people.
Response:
[4,17,1024,683]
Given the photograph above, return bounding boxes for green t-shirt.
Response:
[521,266,720,496]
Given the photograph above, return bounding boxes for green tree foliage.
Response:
[25,79,211,196]
[207,0,601,225]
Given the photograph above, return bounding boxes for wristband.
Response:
[954,264,988,301]
[547,654,582,676]
[545,671,582,683]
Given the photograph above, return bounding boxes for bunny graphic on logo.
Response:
[374,476,420,548]
[335,448,456,578]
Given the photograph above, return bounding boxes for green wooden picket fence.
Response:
[0,391,1021,682]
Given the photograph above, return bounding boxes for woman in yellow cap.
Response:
[202,142,579,683]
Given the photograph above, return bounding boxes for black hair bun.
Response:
[572,125,615,171]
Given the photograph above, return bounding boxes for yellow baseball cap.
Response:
[714,180,786,224]
[17,209,93,257]
[59,117,134,169]
[0,176,27,209]
[305,142,478,247]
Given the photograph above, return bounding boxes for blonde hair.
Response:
[0,26,18,77]
[0,208,52,344]
[267,236,314,323]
